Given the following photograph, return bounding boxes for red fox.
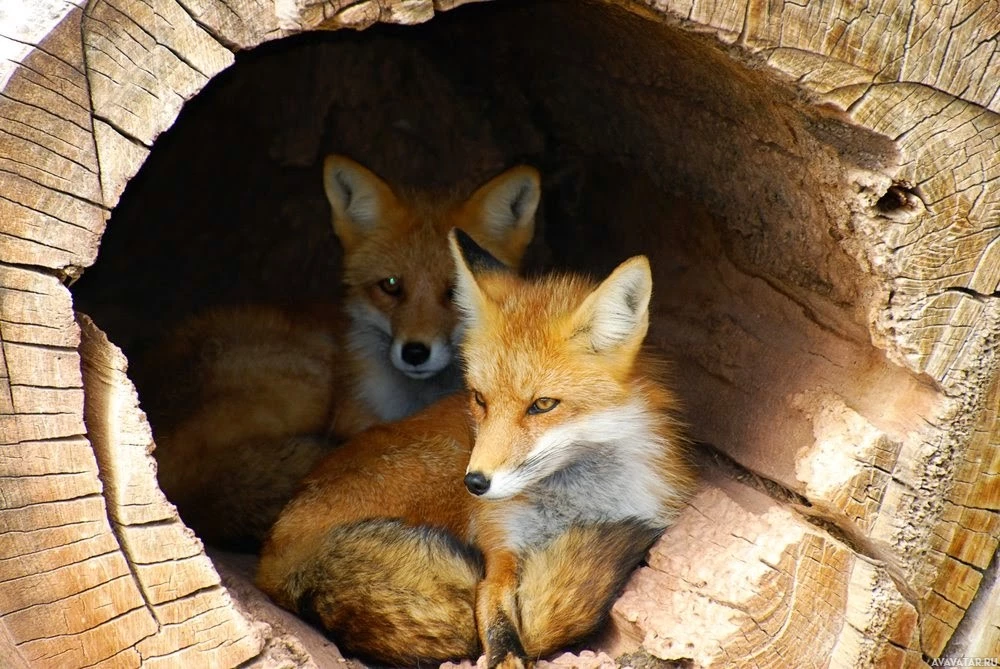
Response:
[256,230,697,666]
[139,157,540,548]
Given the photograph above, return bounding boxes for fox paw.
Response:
[488,652,531,669]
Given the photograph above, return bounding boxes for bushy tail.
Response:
[516,520,664,658]
[288,519,484,666]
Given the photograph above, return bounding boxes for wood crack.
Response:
[0,30,87,77]
[0,525,106,562]
[1,319,65,332]
[6,61,90,111]
[95,0,212,80]
[172,0,243,52]
[0,115,98,175]
[0,490,103,513]
[941,543,1000,659]
[77,646,138,669]
[106,516,166,627]
[940,286,1000,303]
[0,170,106,214]
[91,112,150,150]
[83,20,167,100]
[0,470,91,480]
[0,546,120,588]
[2,572,133,622]
[0,230,79,257]
[0,90,92,135]
[696,441,924,613]
[13,603,150,647]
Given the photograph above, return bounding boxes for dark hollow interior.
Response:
[71,0,939,648]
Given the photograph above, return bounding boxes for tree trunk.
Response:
[1,0,998,667]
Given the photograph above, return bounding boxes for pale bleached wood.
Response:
[611,477,924,667]
[83,0,235,147]
[93,120,150,210]
[77,313,265,667]
[173,0,282,49]
[1,0,999,666]
[0,1,274,664]
[273,0,441,31]
[644,0,1000,114]
[0,6,105,270]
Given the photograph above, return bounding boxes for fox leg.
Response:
[515,521,664,658]
[477,549,529,668]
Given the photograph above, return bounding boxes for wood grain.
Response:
[2,0,999,665]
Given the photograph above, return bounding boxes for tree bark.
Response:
[1,0,998,667]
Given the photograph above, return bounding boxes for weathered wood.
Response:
[612,476,924,667]
[274,0,440,31]
[76,313,265,666]
[0,4,105,270]
[1,0,999,666]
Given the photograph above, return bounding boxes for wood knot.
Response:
[876,182,925,220]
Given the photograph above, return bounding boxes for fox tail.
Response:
[287,519,484,666]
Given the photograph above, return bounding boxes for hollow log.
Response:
[1,0,998,667]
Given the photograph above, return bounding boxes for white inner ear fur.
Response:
[481,170,540,238]
[581,258,652,352]
[448,233,488,330]
[323,159,383,230]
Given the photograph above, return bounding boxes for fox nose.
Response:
[464,472,490,496]
[401,342,431,366]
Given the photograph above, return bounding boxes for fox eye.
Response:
[472,391,487,408]
[527,397,560,415]
[378,276,402,296]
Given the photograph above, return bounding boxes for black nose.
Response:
[401,342,431,366]
[464,472,490,496]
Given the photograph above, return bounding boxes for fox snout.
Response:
[464,471,490,496]
[390,337,453,379]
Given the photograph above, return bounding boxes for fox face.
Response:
[450,231,655,501]
[323,156,540,420]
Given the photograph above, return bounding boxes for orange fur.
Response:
[256,234,697,666]
[140,158,539,548]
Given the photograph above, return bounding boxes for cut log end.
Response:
[2,0,999,666]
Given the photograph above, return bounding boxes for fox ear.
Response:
[323,155,396,250]
[448,229,503,329]
[461,165,540,268]
[572,256,652,353]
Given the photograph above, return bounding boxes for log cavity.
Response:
[71,0,940,647]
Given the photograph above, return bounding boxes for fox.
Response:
[255,230,697,667]
[138,157,540,548]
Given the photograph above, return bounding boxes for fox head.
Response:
[449,230,655,500]
[323,155,539,391]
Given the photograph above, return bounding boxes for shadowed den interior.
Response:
[70,0,941,652]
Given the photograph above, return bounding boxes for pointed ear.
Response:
[323,155,396,251]
[460,165,540,268]
[448,229,500,330]
[572,256,653,353]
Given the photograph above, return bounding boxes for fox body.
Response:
[141,158,539,547]
[256,231,697,666]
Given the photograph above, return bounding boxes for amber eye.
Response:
[379,276,402,296]
[472,391,487,408]
[527,397,560,415]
